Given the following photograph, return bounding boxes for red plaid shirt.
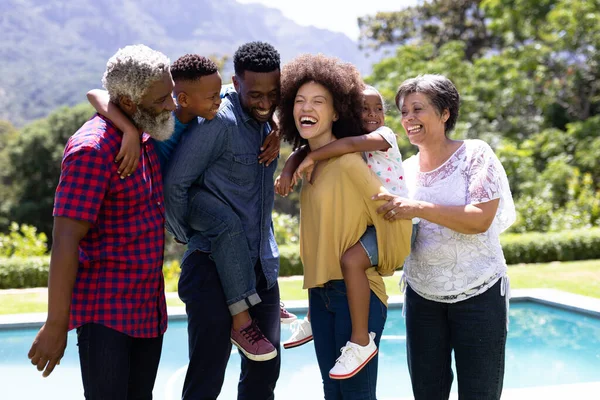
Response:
[53,114,167,338]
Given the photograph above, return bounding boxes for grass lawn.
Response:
[2,260,599,315]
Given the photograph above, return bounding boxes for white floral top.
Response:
[365,126,408,197]
[403,139,516,303]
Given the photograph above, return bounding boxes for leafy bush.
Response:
[4,229,600,289]
[272,212,299,246]
[278,244,303,276]
[0,256,49,289]
[0,223,48,257]
[500,228,600,265]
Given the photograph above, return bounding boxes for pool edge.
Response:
[1,288,599,330]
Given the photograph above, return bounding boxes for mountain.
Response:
[0,0,376,126]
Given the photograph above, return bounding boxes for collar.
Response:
[226,91,255,124]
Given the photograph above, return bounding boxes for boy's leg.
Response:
[127,335,164,400]
[178,251,232,400]
[238,263,282,400]
[341,227,377,346]
[188,194,260,316]
[77,323,131,400]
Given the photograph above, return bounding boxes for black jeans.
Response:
[178,250,281,400]
[405,279,507,400]
[77,323,163,400]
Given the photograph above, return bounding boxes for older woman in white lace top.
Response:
[373,74,516,400]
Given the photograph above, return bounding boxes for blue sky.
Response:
[235,0,417,40]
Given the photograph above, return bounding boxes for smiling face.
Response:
[234,70,281,123]
[399,92,448,146]
[361,88,385,133]
[175,71,222,121]
[131,70,176,141]
[293,81,338,147]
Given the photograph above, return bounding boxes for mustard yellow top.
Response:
[299,153,412,306]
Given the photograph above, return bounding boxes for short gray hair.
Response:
[102,44,171,104]
[395,74,460,134]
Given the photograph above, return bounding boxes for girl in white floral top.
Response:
[373,74,516,400]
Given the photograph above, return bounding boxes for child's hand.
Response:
[294,156,315,183]
[274,173,297,197]
[116,128,141,179]
[259,128,280,167]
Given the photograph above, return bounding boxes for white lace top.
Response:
[403,139,516,303]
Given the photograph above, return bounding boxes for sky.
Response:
[235,0,418,40]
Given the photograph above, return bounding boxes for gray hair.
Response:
[395,74,460,134]
[102,44,171,104]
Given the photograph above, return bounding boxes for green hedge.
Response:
[2,228,600,289]
[500,227,600,265]
[0,256,50,289]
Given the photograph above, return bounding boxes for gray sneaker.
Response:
[231,319,277,362]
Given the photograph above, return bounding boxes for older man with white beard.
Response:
[28,44,175,399]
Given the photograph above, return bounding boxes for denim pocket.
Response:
[228,153,257,186]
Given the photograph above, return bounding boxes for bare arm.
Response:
[309,133,390,163]
[87,89,138,134]
[28,216,90,377]
[295,133,391,183]
[373,193,500,235]
[274,145,309,196]
[87,89,140,178]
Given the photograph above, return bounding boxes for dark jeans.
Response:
[76,323,163,400]
[188,191,260,315]
[309,280,387,400]
[405,279,507,400]
[178,250,281,400]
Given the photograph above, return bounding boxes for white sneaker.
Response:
[329,332,378,380]
[283,318,313,349]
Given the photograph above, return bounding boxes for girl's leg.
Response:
[340,243,372,346]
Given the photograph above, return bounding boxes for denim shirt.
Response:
[163,91,279,287]
[155,114,189,170]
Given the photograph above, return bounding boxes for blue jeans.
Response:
[76,323,163,400]
[178,250,281,400]
[309,280,387,400]
[188,190,260,315]
[405,279,507,400]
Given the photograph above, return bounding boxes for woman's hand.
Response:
[372,192,422,221]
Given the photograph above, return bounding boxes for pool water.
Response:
[1,302,599,399]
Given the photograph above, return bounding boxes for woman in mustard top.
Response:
[279,54,411,399]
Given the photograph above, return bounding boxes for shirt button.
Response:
[157,201,161,205]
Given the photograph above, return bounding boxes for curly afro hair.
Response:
[171,54,218,82]
[278,53,365,149]
[233,41,281,76]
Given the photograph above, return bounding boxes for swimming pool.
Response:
[1,302,599,399]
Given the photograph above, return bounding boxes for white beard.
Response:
[132,107,175,142]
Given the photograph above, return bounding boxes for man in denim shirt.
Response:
[164,42,281,400]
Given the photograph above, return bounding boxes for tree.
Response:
[5,103,95,241]
[358,0,500,60]
[0,120,18,230]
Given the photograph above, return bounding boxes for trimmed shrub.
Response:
[500,228,600,265]
[3,229,600,289]
[278,244,303,276]
[0,256,50,289]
